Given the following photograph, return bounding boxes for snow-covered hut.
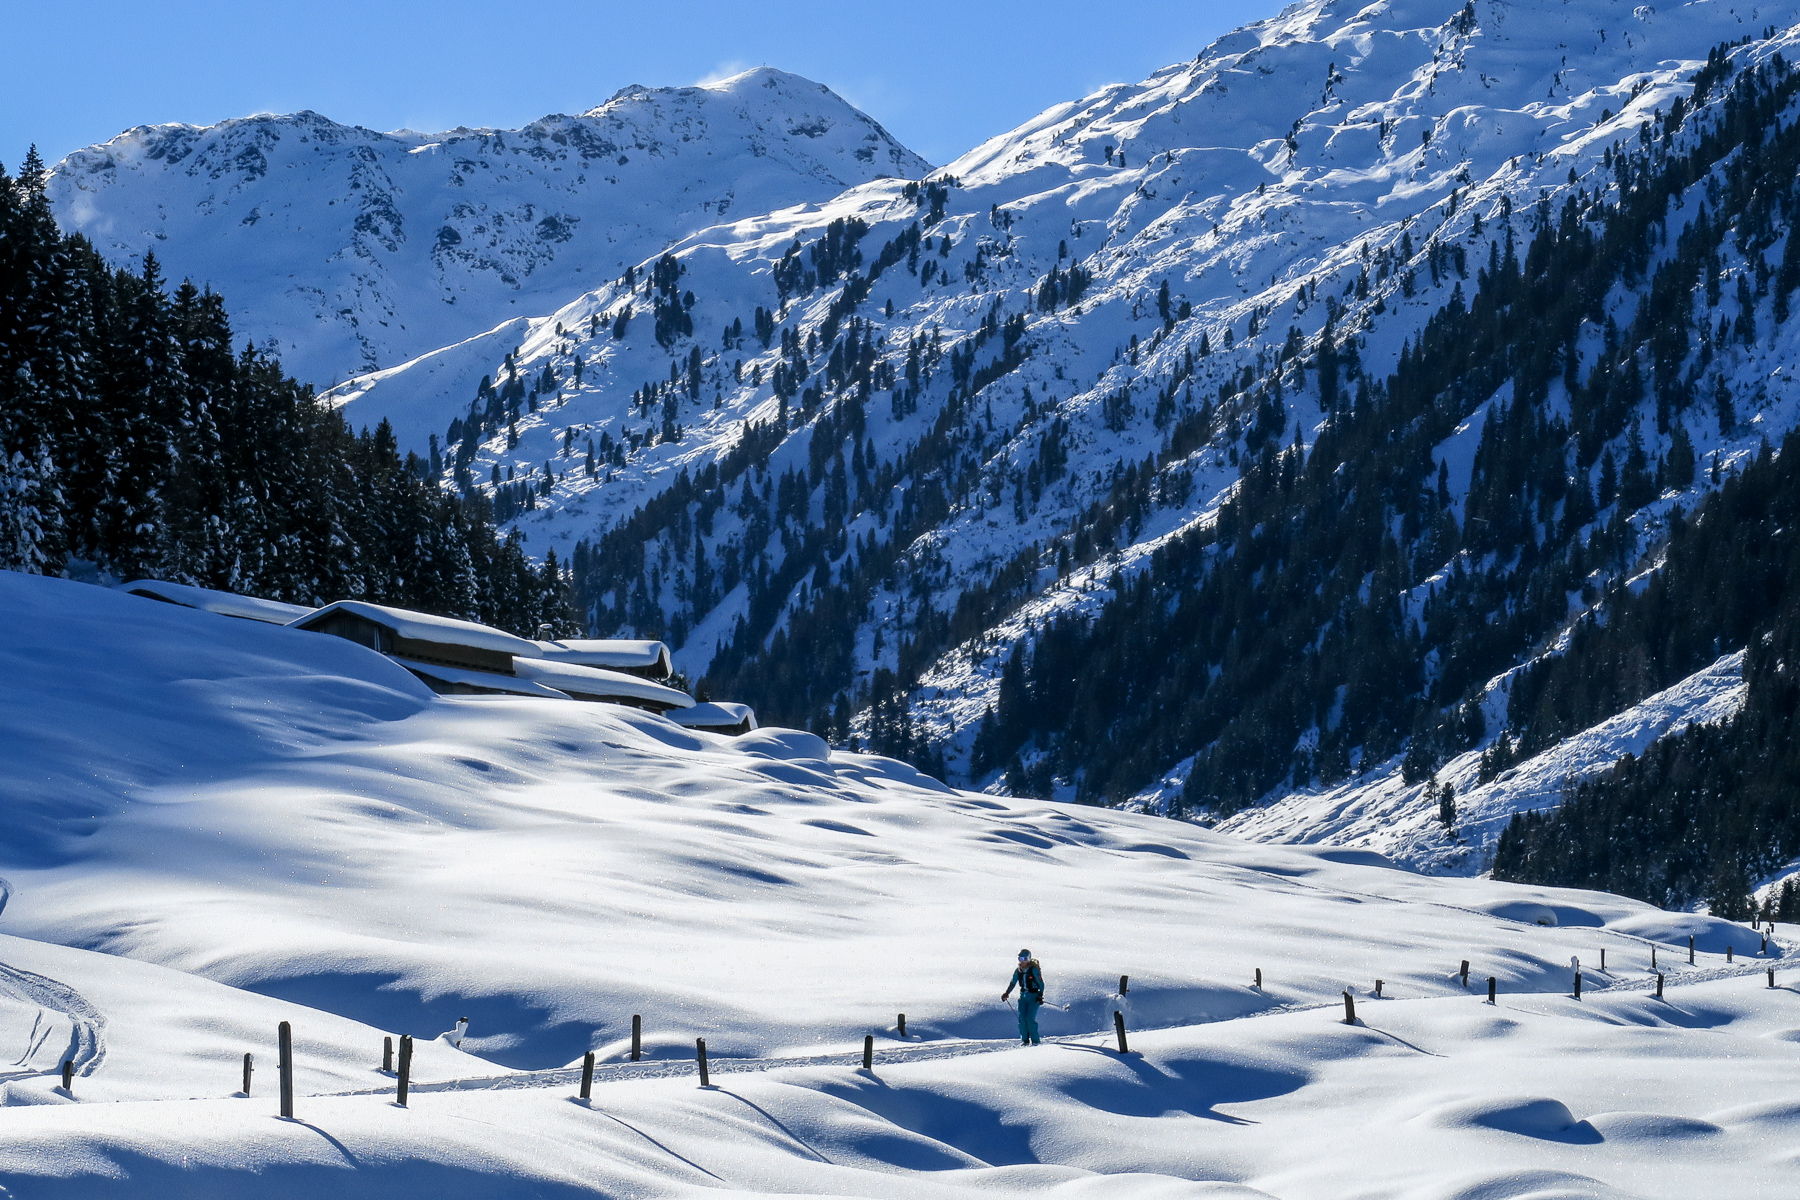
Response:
[512,658,693,714]
[117,579,314,625]
[534,638,673,680]
[289,600,564,698]
[667,702,758,736]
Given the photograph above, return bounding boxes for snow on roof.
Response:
[512,657,694,709]
[117,579,314,625]
[666,701,756,732]
[392,658,570,700]
[535,639,671,674]
[292,601,543,657]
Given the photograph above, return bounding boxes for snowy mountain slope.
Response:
[46,68,928,391]
[1215,649,1750,874]
[0,568,1770,1086]
[305,0,1800,832]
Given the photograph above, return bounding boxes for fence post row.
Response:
[253,931,1758,1113]
[278,1021,295,1119]
[396,1034,413,1107]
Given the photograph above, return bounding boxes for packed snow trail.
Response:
[317,942,1795,1100]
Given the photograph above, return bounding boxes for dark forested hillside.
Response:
[973,51,1800,821]
[1492,433,1800,914]
[0,152,574,633]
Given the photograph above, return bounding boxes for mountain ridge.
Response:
[47,67,928,390]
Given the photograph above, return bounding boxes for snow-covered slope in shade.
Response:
[0,569,1794,1195]
[1216,650,1751,874]
[46,68,928,391]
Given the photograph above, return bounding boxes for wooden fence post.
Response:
[1113,1010,1130,1053]
[397,1034,413,1107]
[580,1051,595,1100]
[696,1038,710,1087]
[1688,935,1695,965]
[1727,945,1734,963]
[1119,974,1130,995]
[1254,968,1262,989]
[243,1052,254,1095]
[1374,979,1383,998]
[1487,976,1496,1004]
[1761,935,1769,955]
[1769,968,1777,988]
[1600,948,1606,972]
[61,1059,72,1093]
[898,1013,906,1038]
[1342,991,1356,1025]
[631,1014,642,1063]
[1460,960,1470,988]
[278,1021,294,1119]
[382,1036,393,1073]
[1652,945,1658,969]
[1655,972,1664,999]
[863,1035,874,1070]
[1574,971,1582,1000]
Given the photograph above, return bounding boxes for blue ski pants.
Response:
[1017,996,1041,1044]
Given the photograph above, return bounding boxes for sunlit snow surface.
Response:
[0,570,1795,1197]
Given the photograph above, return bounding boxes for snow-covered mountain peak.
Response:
[47,72,927,390]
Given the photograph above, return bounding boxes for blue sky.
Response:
[5,0,1280,170]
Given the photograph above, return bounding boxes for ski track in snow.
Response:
[0,960,105,1082]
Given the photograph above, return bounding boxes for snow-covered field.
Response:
[0,568,1794,1197]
